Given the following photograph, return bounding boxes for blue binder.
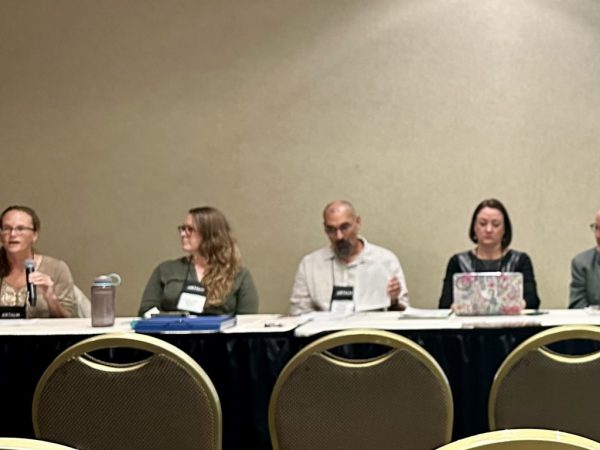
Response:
[133,315,237,334]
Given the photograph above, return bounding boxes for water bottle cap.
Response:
[94,276,112,284]
[93,273,122,286]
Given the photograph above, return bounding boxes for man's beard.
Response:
[333,239,354,259]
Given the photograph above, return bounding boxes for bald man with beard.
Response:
[289,200,409,315]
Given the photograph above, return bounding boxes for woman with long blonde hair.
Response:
[139,207,258,315]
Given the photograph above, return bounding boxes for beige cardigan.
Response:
[0,255,77,318]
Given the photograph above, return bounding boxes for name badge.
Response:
[176,282,206,314]
[0,306,26,319]
[330,286,354,314]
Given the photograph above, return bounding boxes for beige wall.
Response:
[1,0,599,315]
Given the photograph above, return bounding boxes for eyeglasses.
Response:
[590,224,600,233]
[0,226,35,235]
[324,222,354,236]
[177,225,196,235]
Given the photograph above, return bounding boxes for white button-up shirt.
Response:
[289,237,409,315]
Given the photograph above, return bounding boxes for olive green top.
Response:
[138,257,259,316]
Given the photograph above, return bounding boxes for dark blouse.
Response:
[438,249,541,309]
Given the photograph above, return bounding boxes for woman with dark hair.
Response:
[0,205,76,317]
[139,206,259,316]
[438,199,540,309]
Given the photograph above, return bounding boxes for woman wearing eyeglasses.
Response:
[139,206,259,316]
[0,205,76,317]
[569,209,600,308]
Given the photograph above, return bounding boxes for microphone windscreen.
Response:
[25,259,35,270]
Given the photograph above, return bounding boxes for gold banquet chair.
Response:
[269,329,453,450]
[0,438,77,450]
[32,333,221,450]
[436,429,600,450]
[489,325,600,442]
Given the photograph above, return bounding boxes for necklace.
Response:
[474,246,505,272]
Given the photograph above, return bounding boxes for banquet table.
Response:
[2,309,599,449]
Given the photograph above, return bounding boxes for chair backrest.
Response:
[0,438,77,450]
[436,428,600,450]
[269,329,453,450]
[33,333,221,450]
[489,325,600,442]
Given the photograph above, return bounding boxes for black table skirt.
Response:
[0,327,555,449]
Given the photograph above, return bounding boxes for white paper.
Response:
[353,261,391,311]
[400,307,453,319]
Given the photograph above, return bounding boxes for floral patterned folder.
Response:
[452,272,524,316]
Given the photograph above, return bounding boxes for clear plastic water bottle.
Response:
[91,273,122,327]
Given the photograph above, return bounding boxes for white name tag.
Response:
[177,292,206,314]
[330,300,354,314]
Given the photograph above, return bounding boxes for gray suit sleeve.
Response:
[569,256,589,308]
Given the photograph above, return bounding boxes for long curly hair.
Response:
[0,205,41,278]
[190,207,241,305]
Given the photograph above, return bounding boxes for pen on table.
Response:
[264,314,291,327]
[264,321,285,327]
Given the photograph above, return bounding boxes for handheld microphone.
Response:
[24,259,36,307]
